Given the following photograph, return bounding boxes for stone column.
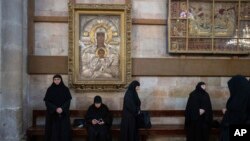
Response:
[0,3,2,139]
[0,0,24,140]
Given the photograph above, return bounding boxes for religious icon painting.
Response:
[68,3,132,91]
[168,0,249,54]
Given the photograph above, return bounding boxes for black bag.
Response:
[73,119,86,128]
[136,111,152,128]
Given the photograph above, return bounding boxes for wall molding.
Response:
[33,16,167,25]
[28,55,250,76]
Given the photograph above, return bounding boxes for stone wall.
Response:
[0,0,243,141]
[26,1,233,141]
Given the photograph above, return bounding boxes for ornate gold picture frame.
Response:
[68,3,132,91]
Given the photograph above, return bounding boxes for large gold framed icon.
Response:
[68,3,132,91]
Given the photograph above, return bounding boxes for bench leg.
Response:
[26,135,31,141]
[27,135,36,141]
[141,135,148,141]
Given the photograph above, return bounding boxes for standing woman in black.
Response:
[220,75,250,141]
[44,74,72,141]
[185,82,213,141]
[120,80,141,141]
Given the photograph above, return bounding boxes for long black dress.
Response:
[220,75,250,141]
[44,75,72,141]
[85,103,112,141]
[185,82,213,141]
[120,80,141,141]
[247,79,250,124]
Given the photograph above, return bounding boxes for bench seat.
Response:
[26,110,222,141]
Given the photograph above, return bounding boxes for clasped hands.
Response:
[92,119,105,125]
[56,107,63,114]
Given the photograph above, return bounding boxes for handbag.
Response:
[136,111,152,128]
[73,119,86,128]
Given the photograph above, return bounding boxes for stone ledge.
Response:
[28,55,250,76]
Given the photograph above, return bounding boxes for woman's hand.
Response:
[98,119,105,125]
[92,119,98,125]
[56,107,63,114]
[222,108,227,114]
[199,109,205,115]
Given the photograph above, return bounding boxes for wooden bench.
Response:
[26,110,223,141]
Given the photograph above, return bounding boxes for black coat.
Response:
[85,104,112,128]
[220,75,250,141]
[44,76,72,141]
[120,80,141,141]
[185,82,213,141]
[85,104,112,141]
[247,80,250,124]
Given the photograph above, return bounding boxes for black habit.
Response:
[247,79,250,124]
[85,101,112,141]
[185,82,213,141]
[220,75,250,141]
[120,80,141,141]
[44,75,72,141]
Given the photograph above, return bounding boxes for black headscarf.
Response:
[126,80,141,107]
[94,95,102,104]
[226,75,250,112]
[50,74,65,87]
[44,74,72,107]
[196,82,206,92]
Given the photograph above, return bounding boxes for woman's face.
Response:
[95,103,101,108]
[53,78,61,85]
[136,86,140,92]
[96,33,105,45]
[201,84,206,90]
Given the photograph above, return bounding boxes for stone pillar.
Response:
[0,3,2,139]
[0,0,24,140]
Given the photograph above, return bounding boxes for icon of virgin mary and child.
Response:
[80,27,120,80]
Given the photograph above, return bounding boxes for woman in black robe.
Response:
[247,79,250,124]
[185,82,213,141]
[120,80,141,141]
[85,95,112,141]
[220,75,250,141]
[44,74,72,141]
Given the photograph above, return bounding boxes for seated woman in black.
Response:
[85,96,112,141]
